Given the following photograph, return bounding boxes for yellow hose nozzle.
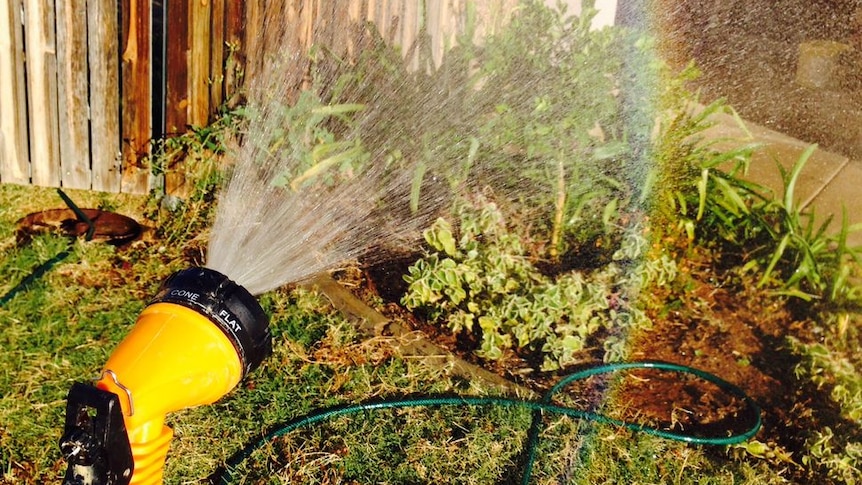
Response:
[60,268,271,485]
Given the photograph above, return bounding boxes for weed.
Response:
[143,108,248,251]
[651,92,761,243]
[245,90,370,190]
[738,145,862,306]
[283,1,663,263]
[464,3,645,260]
[151,106,246,198]
[804,426,862,485]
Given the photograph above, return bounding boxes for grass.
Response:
[0,186,153,482]
[0,183,801,484]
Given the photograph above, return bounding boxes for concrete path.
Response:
[700,108,862,247]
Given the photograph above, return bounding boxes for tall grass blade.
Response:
[784,144,817,213]
[759,233,790,288]
[712,176,749,216]
[290,145,365,190]
[728,105,755,140]
[410,161,428,213]
[311,103,366,117]
[696,169,708,220]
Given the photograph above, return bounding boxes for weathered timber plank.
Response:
[55,0,92,189]
[223,0,244,108]
[425,0,444,69]
[401,1,419,68]
[209,0,226,113]
[242,1,262,85]
[120,0,152,194]
[164,0,189,136]
[188,0,211,127]
[0,0,30,184]
[344,0,362,60]
[298,0,313,64]
[88,0,122,192]
[163,0,187,196]
[24,0,61,187]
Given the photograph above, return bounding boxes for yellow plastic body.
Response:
[96,302,244,485]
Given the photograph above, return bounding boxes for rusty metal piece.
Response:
[16,208,141,245]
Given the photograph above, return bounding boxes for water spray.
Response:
[58,267,271,485]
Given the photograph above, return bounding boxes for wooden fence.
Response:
[0,0,590,194]
[0,0,244,193]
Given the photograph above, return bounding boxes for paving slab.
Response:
[804,158,862,248]
[700,109,850,210]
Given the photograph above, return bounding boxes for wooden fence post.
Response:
[223,0,245,108]
[55,0,92,189]
[189,0,212,127]
[120,0,153,194]
[23,0,61,187]
[0,0,30,185]
[164,1,190,138]
[88,0,122,192]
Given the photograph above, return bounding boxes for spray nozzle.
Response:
[150,267,272,375]
[60,268,271,485]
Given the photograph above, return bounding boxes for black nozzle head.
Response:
[60,383,133,485]
[150,267,272,376]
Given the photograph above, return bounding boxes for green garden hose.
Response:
[214,361,762,484]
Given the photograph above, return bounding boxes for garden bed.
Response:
[336,241,857,484]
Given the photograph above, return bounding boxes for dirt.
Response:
[660,0,862,160]
[628,277,818,472]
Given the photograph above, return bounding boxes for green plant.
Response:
[651,90,761,243]
[243,90,370,190]
[792,339,862,423]
[750,154,862,307]
[292,1,659,264]
[151,106,248,198]
[402,198,676,369]
[804,427,862,485]
[465,3,643,260]
[141,107,249,251]
[653,85,862,311]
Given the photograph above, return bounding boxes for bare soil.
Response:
[661,0,862,160]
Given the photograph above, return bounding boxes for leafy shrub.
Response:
[144,107,248,248]
[241,90,370,190]
[402,198,677,369]
[294,1,658,262]
[466,3,637,258]
[651,92,760,243]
